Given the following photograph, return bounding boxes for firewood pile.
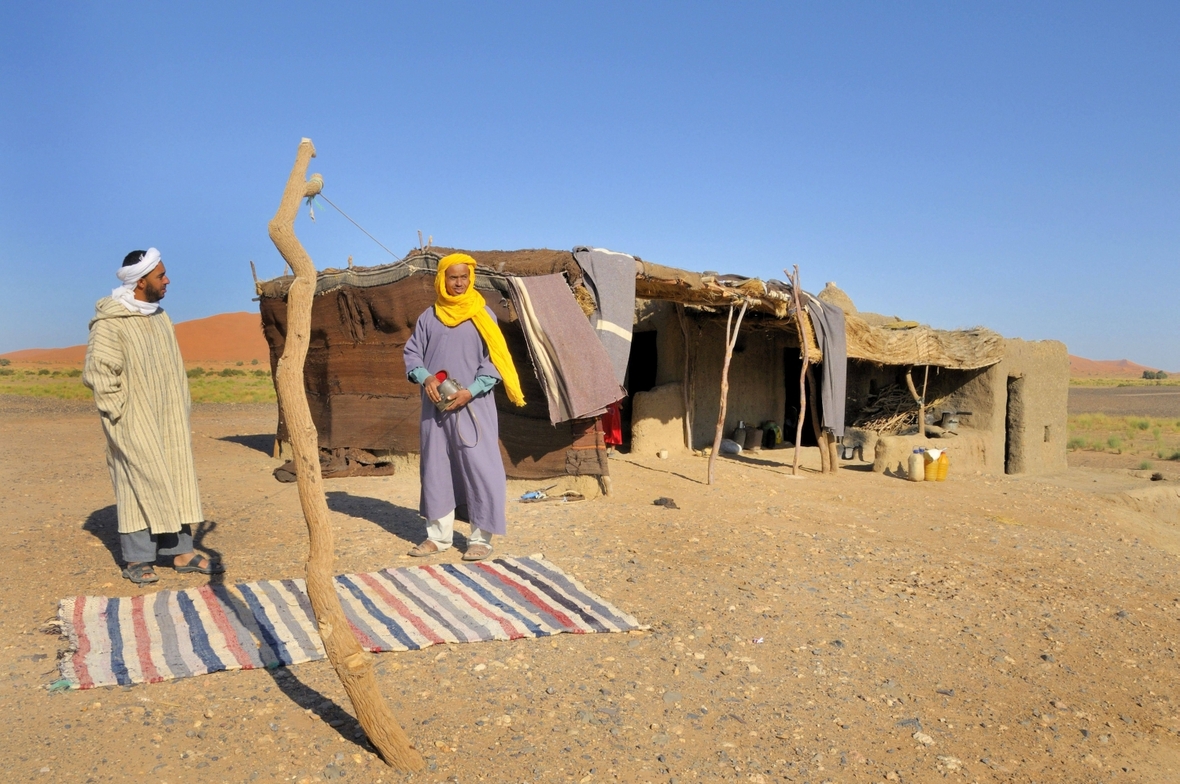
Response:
[851,383,946,434]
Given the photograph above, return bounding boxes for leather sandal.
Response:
[122,563,159,585]
[462,544,493,562]
[408,540,443,557]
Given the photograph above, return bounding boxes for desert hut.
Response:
[255,247,1068,481]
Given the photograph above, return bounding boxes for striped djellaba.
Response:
[82,297,202,535]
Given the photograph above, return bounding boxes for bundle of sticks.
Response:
[852,383,945,434]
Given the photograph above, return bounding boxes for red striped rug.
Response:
[57,556,643,689]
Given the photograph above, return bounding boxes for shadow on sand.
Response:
[217,433,276,457]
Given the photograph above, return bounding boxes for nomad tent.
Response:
[255,247,1067,481]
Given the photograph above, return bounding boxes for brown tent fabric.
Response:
[258,250,609,479]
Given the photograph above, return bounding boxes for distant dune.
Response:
[0,312,269,365]
[1069,355,1168,378]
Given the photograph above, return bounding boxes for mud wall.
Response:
[937,338,1068,474]
[687,320,790,450]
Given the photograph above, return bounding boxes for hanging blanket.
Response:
[56,556,644,690]
[505,274,625,424]
[806,296,848,437]
[573,247,636,387]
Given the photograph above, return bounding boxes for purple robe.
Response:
[403,307,507,535]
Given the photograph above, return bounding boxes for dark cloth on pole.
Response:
[806,297,848,438]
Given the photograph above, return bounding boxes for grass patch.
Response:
[0,368,276,404]
[1138,460,1154,470]
[1069,412,1180,463]
[1070,377,1180,387]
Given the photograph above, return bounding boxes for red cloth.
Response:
[601,402,622,446]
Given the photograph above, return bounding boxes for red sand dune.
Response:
[1,312,269,366]
[1069,355,1165,378]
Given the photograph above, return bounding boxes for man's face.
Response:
[445,265,470,297]
[135,262,170,303]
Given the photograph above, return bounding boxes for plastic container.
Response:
[936,451,949,481]
[923,449,943,481]
[908,449,925,482]
[745,428,764,451]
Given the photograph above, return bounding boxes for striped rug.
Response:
[57,556,642,690]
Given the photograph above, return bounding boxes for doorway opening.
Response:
[1004,376,1025,474]
[620,331,659,449]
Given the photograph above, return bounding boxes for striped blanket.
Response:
[58,556,642,690]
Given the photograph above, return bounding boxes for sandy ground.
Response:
[3,396,1180,784]
[1069,387,1180,419]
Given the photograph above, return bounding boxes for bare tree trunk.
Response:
[707,301,748,485]
[269,138,424,773]
[787,267,809,477]
[806,366,829,473]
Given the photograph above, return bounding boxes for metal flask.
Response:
[435,374,465,411]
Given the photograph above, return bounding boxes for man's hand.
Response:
[443,388,473,411]
[423,374,443,404]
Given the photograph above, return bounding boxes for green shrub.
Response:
[37,368,50,376]
[251,358,259,365]
[1067,437,1087,450]
[251,369,269,378]
[1138,460,1153,470]
[1107,436,1122,451]
[187,367,205,378]
[0,358,9,366]
[218,368,245,377]
[1132,418,1150,430]
[1171,450,1180,461]
[235,361,243,366]
[0,368,13,376]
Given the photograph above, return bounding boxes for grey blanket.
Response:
[505,274,626,425]
[572,247,636,386]
[805,296,848,437]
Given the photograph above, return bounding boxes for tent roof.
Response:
[255,247,1004,370]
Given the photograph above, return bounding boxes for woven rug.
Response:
[57,556,642,690]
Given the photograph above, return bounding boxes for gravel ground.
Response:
[2,397,1179,783]
[1069,387,1180,418]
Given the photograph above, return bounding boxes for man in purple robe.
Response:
[403,254,524,561]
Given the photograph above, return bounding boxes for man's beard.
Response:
[143,284,166,303]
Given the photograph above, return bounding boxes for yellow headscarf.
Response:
[434,253,525,406]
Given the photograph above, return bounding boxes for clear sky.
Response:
[2,2,1177,368]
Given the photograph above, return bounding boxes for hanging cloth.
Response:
[433,253,525,406]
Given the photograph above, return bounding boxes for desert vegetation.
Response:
[1067,412,1180,461]
[0,364,276,404]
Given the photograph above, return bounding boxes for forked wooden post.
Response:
[269,138,424,772]
[788,267,809,476]
[707,300,748,485]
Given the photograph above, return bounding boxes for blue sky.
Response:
[2,2,1177,368]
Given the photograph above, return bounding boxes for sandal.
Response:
[122,563,159,585]
[174,554,224,574]
[462,544,493,562]
[408,540,443,557]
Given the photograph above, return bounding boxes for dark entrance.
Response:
[782,348,821,446]
[1004,376,1025,474]
[620,331,659,449]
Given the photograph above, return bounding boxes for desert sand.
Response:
[2,392,1179,784]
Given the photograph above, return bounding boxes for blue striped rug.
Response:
[58,556,643,690]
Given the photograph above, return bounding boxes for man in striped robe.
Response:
[83,248,223,585]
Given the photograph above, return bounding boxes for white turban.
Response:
[111,248,162,315]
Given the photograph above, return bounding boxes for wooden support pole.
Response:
[787,266,809,477]
[269,138,424,773]
[806,365,829,473]
[707,300,748,485]
[676,304,694,451]
[905,364,930,439]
